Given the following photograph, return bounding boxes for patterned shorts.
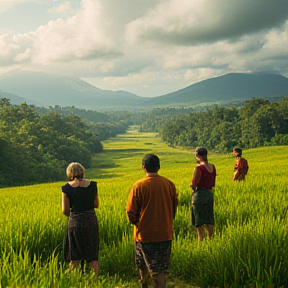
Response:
[134,240,172,276]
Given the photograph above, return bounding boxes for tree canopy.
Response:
[159,97,288,152]
[0,100,103,187]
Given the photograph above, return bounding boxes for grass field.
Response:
[0,126,287,288]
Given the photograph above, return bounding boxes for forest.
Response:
[0,99,129,187]
[154,97,288,152]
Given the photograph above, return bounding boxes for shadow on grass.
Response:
[97,173,123,179]
[105,148,148,158]
[88,148,149,178]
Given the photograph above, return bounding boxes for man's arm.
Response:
[233,158,241,180]
[172,183,178,219]
[126,186,141,225]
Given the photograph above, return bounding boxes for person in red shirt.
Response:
[126,154,178,288]
[233,147,249,181]
[190,147,216,241]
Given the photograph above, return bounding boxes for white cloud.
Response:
[0,33,33,65]
[32,0,118,65]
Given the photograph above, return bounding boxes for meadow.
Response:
[0,127,287,288]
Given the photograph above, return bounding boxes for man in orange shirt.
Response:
[126,154,178,288]
[233,147,249,181]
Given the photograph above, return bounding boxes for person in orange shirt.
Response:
[233,147,249,181]
[126,154,178,288]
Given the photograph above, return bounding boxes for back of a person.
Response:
[234,157,249,181]
[241,158,249,174]
[134,175,175,242]
[62,181,97,212]
[196,164,216,190]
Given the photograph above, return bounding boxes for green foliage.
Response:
[36,106,130,141]
[0,101,103,187]
[160,97,288,152]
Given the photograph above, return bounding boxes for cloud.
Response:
[125,0,288,46]
[0,33,33,65]
[32,0,120,65]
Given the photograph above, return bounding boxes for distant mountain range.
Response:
[0,71,288,109]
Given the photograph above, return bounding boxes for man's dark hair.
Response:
[142,154,160,172]
[234,147,242,156]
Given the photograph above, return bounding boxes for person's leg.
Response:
[139,267,152,288]
[196,225,205,240]
[70,260,80,270]
[206,224,214,239]
[154,273,166,288]
[90,260,99,277]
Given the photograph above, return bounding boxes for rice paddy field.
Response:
[0,126,287,288]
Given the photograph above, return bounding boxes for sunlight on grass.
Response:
[0,127,287,288]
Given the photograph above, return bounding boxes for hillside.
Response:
[0,71,145,109]
[1,71,288,109]
[144,73,288,106]
[0,91,27,105]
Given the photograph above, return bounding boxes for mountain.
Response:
[144,73,288,106]
[1,71,288,109]
[0,71,146,109]
[0,91,28,105]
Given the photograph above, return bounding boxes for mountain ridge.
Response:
[144,72,288,106]
[1,71,288,109]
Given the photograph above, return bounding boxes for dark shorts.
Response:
[64,210,99,263]
[134,240,172,276]
[191,189,214,228]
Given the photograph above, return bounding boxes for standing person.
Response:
[126,154,178,288]
[61,162,99,277]
[233,147,249,181]
[190,147,216,241]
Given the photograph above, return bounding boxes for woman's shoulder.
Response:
[209,163,216,173]
[61,183,72,193]
[89,180,97,187]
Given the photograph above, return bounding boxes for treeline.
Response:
[160,97,288,152]
[0,99,103,187]
[138,107,195,132]
[36,106,129,140]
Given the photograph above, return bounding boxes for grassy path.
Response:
[87,126,193,180]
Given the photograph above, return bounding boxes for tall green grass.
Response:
[0,127,287,287]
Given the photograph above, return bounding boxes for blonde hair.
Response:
[66,162,85,180]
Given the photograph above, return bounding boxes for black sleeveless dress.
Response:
[62,181,99,262]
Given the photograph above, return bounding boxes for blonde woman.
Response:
[61,162,99,276]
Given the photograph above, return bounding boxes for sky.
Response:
[1,0,288,97]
